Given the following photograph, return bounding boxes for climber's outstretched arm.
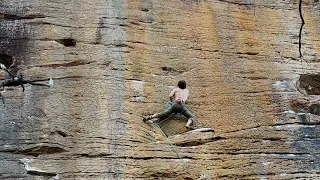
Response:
[27,78,53,88]
[25,81,50,87]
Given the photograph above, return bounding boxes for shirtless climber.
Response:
[143,80,194,129]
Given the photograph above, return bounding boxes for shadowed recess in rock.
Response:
[15,144,68,156]
[298,74,320,95]
[0,13,45,20]
[55,38,77,47]
[50,130,67,137]
[0,53,14,69]
[173,135,224,147]
[161,66,176,72]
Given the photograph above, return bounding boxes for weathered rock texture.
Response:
[1,0,320,179]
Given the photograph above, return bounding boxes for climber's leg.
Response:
[186,118,193,129]
[143,104,174,123]
[181,104,194,128]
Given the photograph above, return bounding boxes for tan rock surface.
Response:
[0,0,319,179]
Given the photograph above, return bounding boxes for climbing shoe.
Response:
[146,120,154,124]
[143,115,152,122]
[186,118,193,129]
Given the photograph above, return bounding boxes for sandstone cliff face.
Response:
[0,0,320,179]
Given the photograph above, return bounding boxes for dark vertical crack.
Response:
[298,0,305,59]
[95,18,103,44]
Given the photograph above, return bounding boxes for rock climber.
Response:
[0,63,53,103]
[143,80,194,129]
[0,74,52,92]
[0,64,53,91]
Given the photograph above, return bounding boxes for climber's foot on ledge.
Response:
[143,116,150,123]
[186,126,195,130]
[186,118,193,129]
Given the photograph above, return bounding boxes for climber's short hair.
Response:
[178,80,186,89]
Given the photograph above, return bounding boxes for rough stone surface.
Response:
[0,0,320,179]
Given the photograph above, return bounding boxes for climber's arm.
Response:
[169,88,176,102]
[26,81,50,87]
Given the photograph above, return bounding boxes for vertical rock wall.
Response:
[0,0,319,179]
